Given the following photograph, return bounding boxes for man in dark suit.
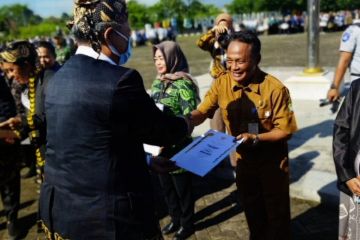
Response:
[39,1,189,239]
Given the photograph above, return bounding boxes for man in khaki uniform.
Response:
[190,31,297,240]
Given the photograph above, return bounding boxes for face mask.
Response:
[108,30,132,65]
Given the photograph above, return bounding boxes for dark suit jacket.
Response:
[40,54,188,239]
[334,78,360,196]
[0,75,19,184]
[0,75,16,122]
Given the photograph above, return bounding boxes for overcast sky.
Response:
[0,0,229,17]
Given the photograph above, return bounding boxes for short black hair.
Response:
[36,40,56,58]
[227,31,261,59]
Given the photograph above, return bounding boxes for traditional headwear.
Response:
[0,41,37,65]
[215,13,233,26]
[69,0,128,52]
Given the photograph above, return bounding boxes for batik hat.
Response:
[69,0,128,52]
[0,41,37,64]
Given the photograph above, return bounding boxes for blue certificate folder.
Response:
[171,129,242,177]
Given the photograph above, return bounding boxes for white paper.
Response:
[143,144,162,156]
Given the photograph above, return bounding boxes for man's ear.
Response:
[103,27,113,46]
[103,27,126,53]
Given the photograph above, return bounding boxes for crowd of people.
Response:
[130,9,360,48]
[1,0,360,239]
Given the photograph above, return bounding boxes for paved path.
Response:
[0,171,338,240]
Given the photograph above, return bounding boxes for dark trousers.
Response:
[158,172,194,228]
[1,172,20,223]
[236,160,290,240]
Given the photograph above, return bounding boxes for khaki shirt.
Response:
[198,70,297,161]
[197,30,227,79]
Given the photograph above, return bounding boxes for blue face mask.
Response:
[108,30,132,65]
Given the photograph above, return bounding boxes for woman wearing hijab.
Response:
[151,41,199,240]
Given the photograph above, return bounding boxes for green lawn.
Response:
[125,31,342,89]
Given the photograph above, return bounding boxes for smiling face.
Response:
[1,61,31,84]
[226,40,258,83]
[37,47,56,69]
[154,49,167,74]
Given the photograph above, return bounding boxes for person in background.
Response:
[0,74,21,240]
[151,41,199,240]
[52,29,71,65]
[39,1,190,239]
[327,21,360,103]
[11,40,61,180]
[333,78,360,240]
[197,13,234,132]
[190,31,297,240]
[36,41,61,71]
[0,50,36,179]
[0,41,59,188]
[197,13,237,167]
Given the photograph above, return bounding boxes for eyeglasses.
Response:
[226,59,247,67]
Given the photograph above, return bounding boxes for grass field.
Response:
[125,31,342,89]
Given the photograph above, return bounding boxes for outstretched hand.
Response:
[0,117,22,129]
[150,156,179,174]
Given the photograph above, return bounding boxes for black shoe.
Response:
[161,222,180,235]
[173,226,194,240]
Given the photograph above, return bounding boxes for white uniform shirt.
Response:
[340,24,360,81]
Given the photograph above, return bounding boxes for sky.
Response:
[0,0,230,18]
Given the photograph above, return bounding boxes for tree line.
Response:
[227,0,360,14]
[0,0,359,42]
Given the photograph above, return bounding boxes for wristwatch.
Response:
[252,134,260,146]
[330,83,338,90]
